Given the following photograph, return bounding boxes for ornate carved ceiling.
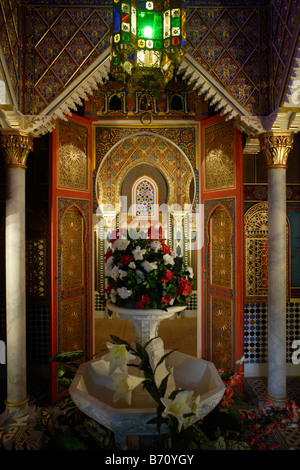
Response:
[0,0,299,138]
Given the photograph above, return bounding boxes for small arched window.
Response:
[108,93,122,111]
[132,175,158,219]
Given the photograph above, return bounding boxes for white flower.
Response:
[117,287,132,299]
[128,226,140,240]
[102,342,136,375]
[105,256,114,268]
[128,261,136,269]
[150,240,161,252]
[160,390,195,431]
[136,270,144,284]
[163,253,175,265]
[142,260,158,273]
[187,266,194,278]
[105,267,112,277]
[133,246,146,260]
[112,238,130,251]
[110,265,119,280]
[107,372,145,405]
[118,269,128,279]
[110,289,117,303]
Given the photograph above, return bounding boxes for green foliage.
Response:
[38,350,117,450]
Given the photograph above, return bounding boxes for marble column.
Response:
[171,210,185,256]
[0,130,33,415]
[260,131,294,402]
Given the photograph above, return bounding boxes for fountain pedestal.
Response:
[107,301,186,391]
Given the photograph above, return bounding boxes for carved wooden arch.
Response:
[115,156,174,211]
[95,131,196,212]
[206,202,234,291]
[59,202,89,287]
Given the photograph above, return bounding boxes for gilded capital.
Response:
[0,130,34,168]
[259,131,294,168]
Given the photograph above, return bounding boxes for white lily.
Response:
[187,266,194,278]
[160,390,195,431]
[118,269,128,279]
[104,267,112,277]
[110,288,117,303]
[163,253,175,265]
[150,240,161,252]
[108,372,145,405]
[132,246,146,260]
[105,256,114,268]
[117,286,132,299]
[142,260,158,273]
[110,265,119,280]
[112,238,130,251]
[102,342,136,374]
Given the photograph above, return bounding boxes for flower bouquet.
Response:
[104,225,194,310]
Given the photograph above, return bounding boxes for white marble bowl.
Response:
[69,350,225,449]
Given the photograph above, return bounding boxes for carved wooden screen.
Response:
[201,115,244,372]
[50,115,93,402]
[244,201,290,302]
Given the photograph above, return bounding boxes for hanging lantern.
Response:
[110,0,186,96]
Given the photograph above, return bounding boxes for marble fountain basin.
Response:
[69,350,225,448]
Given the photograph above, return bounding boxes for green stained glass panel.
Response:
[137,11,163,41]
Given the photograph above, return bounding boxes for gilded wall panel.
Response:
[211,296,233,370]
[58,120,89,190]
[204,120,235,190]
[57,197,91,361]
[210,206,233,288]
[60,297,85,352]
[60,207,84,290]
[204,198,236,370]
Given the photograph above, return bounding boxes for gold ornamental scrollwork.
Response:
[0,130,34,169]
[259,131,294,168]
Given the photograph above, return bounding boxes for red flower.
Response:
[161,295,172,305]
[109,229,119,244]
[177,278,191,296]
[104,249,113,262]
[136,295,151,309]
[148,225,159,240]
[161,243,171,254]
[162,269,174,282]
[104,283,113,293]
[120,254,134,265]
